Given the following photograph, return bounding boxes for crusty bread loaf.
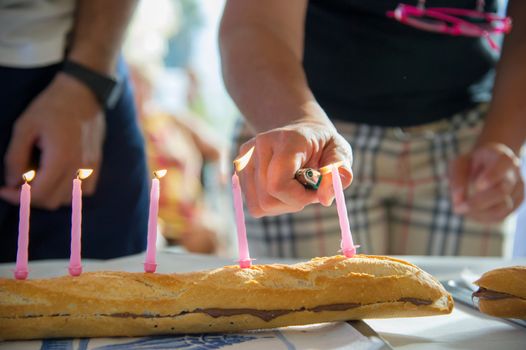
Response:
[473,266,526,319]
[0,255,453,340]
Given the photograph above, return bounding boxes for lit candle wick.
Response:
[14,170,35,280]
[69,169,93,277]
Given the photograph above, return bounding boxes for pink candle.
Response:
[69,169,93,276]
[331,164,358,258]
[14,170,35,280]
[232,172,252,268]
[144,170,167,273]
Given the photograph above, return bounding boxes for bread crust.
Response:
[474,266,526,299]
[0,255,453,340]
[474,266,526,319]
[477,298,526,319]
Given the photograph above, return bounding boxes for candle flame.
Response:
[77,169,94,180]
[319,161,344,175]
[22,170,36,183]
[153,169,167,179]
[233,146,255,172]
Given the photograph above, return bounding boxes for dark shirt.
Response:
[303,0,499,126]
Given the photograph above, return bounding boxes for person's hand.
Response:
[0,72,106,209]
[235,121,353,217]
[449,143,524,223]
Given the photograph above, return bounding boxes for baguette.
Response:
[473,266,526,319]
[0,255,453,340]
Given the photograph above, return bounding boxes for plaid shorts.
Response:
[234,104,513,258]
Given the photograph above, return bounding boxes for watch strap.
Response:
[61,60,122,109]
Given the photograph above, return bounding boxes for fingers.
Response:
[316,137,353,206]
[80,112,105,196]
[316,165,353,207]
[251,140,289,216]
[0,187,22,205]
[465,180,524,223]
[0,141,72,209]
[471,147,519,193]
[266,148,316,208]
[239,143,271,217]
[1,116,99,208]
[235,127,353,217]
[465,181,515,212]
[238,136,312,217]
[449,154,472,214]
[30,142,73,209]
[4,119,38,187]
[453,143,524,222]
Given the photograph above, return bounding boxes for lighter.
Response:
[295,168,322,190]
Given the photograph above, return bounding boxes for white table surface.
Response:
[1,251,525,350]
[367,256,526,350]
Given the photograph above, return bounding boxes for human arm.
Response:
[449,0,526,222]
[220,0,353,217]
[0,0,138,209]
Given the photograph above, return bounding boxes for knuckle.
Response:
[38,199,61,211]
[497,182,508,196]
[239,138,255,154]
[247,205,264,218]
[12,119,29,136]
[254,133,270,148]
[495,211,509,222]
[258,196,276,213]
[266,180,283,197]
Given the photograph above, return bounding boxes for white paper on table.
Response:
[0,322,386,350]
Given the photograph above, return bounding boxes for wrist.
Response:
[67,48,116,76]
[477,106,526,155]
[61,59,122,109]
[475,131,523,157]
[53,72,97,101]
[52,73,101,116]
[472,141,521,166]
[250,101,335,132]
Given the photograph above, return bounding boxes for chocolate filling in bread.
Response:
[473,288,524,301]
[7,298,433,323]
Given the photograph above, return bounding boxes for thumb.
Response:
[4,122,37,187]
[0,187,22,205]
[317,160,353,207]
[448,154,471,213]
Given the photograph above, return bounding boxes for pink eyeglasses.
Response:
[386,0,512,51]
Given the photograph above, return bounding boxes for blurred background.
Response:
[123,0,238,257]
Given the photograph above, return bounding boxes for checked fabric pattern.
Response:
[234,104,512,258]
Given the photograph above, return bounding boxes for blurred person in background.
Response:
[220,0,526,258]
[0,0,149,261]
[125,0,227,254]
[130,66,222,254]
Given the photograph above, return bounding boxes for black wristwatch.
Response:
[61,60,122,109]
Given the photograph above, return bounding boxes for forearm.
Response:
[220,13,332,133]
[68,0,138,75]
[477,0,526,155]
